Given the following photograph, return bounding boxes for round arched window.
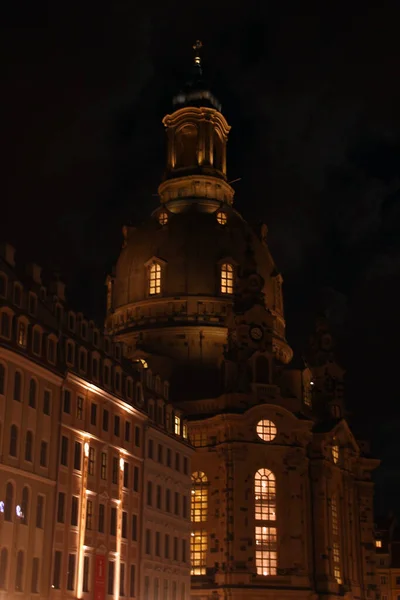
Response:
[158,211,168,225]
[256,419,277,442]
[216,211,227,225]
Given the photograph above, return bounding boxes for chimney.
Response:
[0,243,16,267]
[26,263,42,285]
[49,280,66,302]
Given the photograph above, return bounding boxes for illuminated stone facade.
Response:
[106,46,380,599]
[0,244,192,600]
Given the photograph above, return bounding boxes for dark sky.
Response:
[2,2,400,511]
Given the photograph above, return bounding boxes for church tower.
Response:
[106,43,379,600]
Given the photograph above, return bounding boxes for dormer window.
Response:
[149,262,162,296]
[55,304,63,324]
[93,330,99,347]
[79,349,87,373]
[0,310,11,339]
[28,293,37,316]
[115,345,121,361]
[47,336,57,364]
[81,322,87,339]
[32,327,42,356]
[220,263,234,295]
[66,341,75,365]
[0,273,7,298]
[14,284,22,307]
[17,320,27,347]
[68,312,76,332]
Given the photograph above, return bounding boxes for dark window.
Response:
[114,415,120,437]
[182,539,187,562]
[31,557,39,593]
[174,492,179,516]
[107,561,115,596]
[131,514,137,541]
[63,389,71,414]
[157,444,163,463]
[147,481,152,506]
[15,550,24,591]
[9,424,18,457]
[25,431,33,462]
[5,482,13,521]
[175,452,180,471]
[134,426,140,447]
[183,456,188,475]
[110,507,117,536]
[67,554,76,590]
[53,551,62,589]
[66,342,74,364]
[98,503,105,533]
[0,275,6,298]
[145,529,151,554]
[71,496,79,526]
[14,371,22,401]
[32,329,41,355]
[166,448,171,467]
[104,365,110,386]
[79,350,87,372]
[21,486,29,524]
[103,409,109,432]
[156,485,162,509]
[166,489,171,512]
[29,379,37,408]
[1,312,10,338]
[122,512,128,538]
[112,457,118,484]
[74,441,82,471]
[123,462,129,488]
[101,453,107,480]
[47,338,56,363]
[183,495,188,518]
[68,313,75,331]
[76,395,84,419]
[125,421,131,442]
[155,531,161,556]
[43,390,51,415]
[60,436,69,466]
[133,466,139,492]
[36,495,44,528]
[90,403,97,425]
[83,556,90,593]
[115,371,121,391]
[89,447,95,475]
[92,357,99,379]
[165,534,170,559]
[57,492,65,523]
[129,565,136,598]
[0,363,5,395]
[173,537,178,561]
[40,441,48,467]
[148,439,153,459]
[0,549,8,588]
[86,500,93,530]
[120,563,125,597]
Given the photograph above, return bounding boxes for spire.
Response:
[192,40,203,75]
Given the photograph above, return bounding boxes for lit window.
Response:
[332,443,339,464]
[17,321,27,347]
[220,263,233,294]
[303,380,313,407]
[174,416,181,435]
[159,211,168,225]
[331,495,342,584]
[191,471,208,575]
[376,540,382,548]
[149,263,161,295]
[138,358,148,369]
[256,420,277,442]
[255,469,277,576]
[216,211,227,225]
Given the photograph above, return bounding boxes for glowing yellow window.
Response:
[376,540,382,548]
[256,419,277,442]
[216,211,227,225]
[190,531,207,575]
[174,415,181,435]
[254,469,277,575]
[191,472,208,523]
[149,263,161,295]
[332,443,339,464]
[158,211,168,225]
[220,263,233,294]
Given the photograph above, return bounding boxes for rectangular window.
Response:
[103,409,109,432]
[147,481,153,506]
[76,395,84,419]
[108,561,115,596]
[123,462,129,488]
[89,447,95,475]
[166,489,171,512]
[173,537,178,561]
[57,492,65,523]
[74,441,82,471]
[155,531,161,556]
[165,534,170,559]
[156,485,162,509]
[131,514,137,541]
[31,557,39,593]
[60,436,69,466]
[112,457,118,484]
[145,529,151,554]
[71,496,79,526]
[148,439,153,459]
[174,492,179,516]
[120,563,126,597]
[134,426,140,447]
[183,495,187,519]
[144,576,149,600]
[154,578,159,600]
[174,415,181,435]
[172,581,177,600]
[90,402,97,425]
[86,500,93,530]
[133,466,139,492]
[53,551,62,589]
[166,448,171,467]
[67,553,76,590]
[63,389,71,414]
[83,556,90,592]
[32,329,41,354]
[40,440,48,467]
[163,580,169,600]
[101,452,107,480]
[183,456,188,475]
[99,503,105,533]
[43,390,51,415]
[157,444,163,463]
[114,415,120,436]
[122,511,128,538]
[182,539,187,562]
[36,495,44,528]
[129,565,136,598]
[110,507,117,536]
[175,452,180,471]
[125,421,131,442]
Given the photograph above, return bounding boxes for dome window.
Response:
[216,211,227,225]
[256,419,277,442]
[158,211,168,226]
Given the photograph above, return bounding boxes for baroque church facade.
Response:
[105,43,379,600]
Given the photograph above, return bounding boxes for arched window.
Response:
[9,425,18,457]
[17,320,27,347]
[149,263,161,296]
[13,371,22,401]
[254,469,277,576]
[0,548,8,589]
[28,379,37,408]
[4,482,14,521]
[220,263,234,295]
[25,431,33,462]
[0,273,7,298]
[21,486,29,525]
[175,125,198,168]
[213,131,223,171]
[331,495,342,584]
[191,472,208,575]
[15,550,24,591]
[255,355,270,384]
[0,363,5,395]
[0,311,11,338]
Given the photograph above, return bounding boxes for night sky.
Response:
[2,2,400,513]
